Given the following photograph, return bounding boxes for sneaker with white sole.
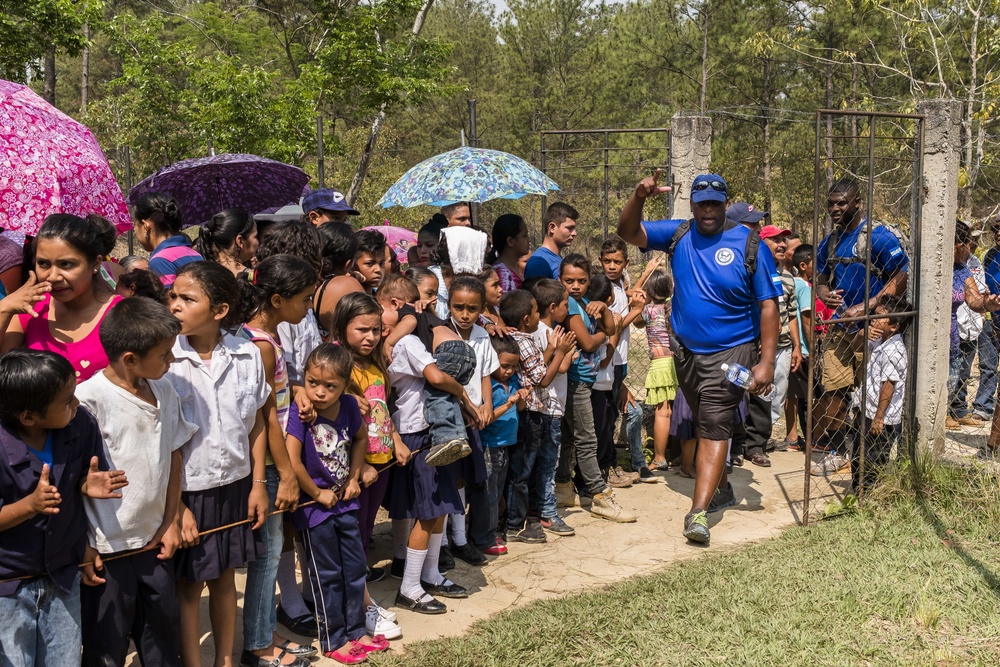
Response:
[810,453,850,477]
[590,490,637,523]
[540,515,575,536]
[366,604,402,640]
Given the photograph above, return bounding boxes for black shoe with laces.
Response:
[438,544,455,571]
[510,521,547,544]
[451,541,488,566]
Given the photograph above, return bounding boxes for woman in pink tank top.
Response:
[0,214,123,383]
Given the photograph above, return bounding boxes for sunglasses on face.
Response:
[693,180,727,192]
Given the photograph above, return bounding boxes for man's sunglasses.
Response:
[692,180,727,192]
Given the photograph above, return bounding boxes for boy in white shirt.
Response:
[78,297,197,667]
[853,294,910,493]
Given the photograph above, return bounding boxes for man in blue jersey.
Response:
[618,171,782,544]
[812,178,909,476]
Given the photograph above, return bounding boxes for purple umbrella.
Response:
[127,153,309,227]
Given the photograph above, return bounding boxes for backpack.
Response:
[664,219,760,279]
[826,221,910,288]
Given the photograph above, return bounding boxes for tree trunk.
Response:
[699,3,709,115]
[81,23,90,114]
[43,43,57,105]
[347,0,436,205]
[962,1,981,213]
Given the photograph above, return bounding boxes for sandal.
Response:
[650,460,670,471]
[277,640,317,658]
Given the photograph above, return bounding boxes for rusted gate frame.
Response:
[803,109,924,525]
[539,129,672,240]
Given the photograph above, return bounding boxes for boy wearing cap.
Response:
[616,173,782,545]
[302,188,360,226]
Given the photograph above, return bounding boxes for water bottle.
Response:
[721,362,777,401]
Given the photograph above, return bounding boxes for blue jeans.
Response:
[973,319,999,415]
[0,573,81,667]
[533,414,562,520]
[506,411,541,531]
[243,465,282,651]
[425,340,476,447]
[612,365,645,472]
[948,340,978,418]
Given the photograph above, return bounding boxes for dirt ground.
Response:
[172,447,823,665]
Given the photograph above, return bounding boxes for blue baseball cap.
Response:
[726,201,769,224]
[301,188,359,215]
[690,174,728,204]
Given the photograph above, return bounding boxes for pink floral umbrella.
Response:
[0,79,131,235]
[362,223,417,262]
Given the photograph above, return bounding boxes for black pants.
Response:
[743,393,773,457]
[591,388,617,472]
[851,419,901,492]
[81,548,181,667]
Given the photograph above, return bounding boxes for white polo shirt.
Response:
[611,279,631,366]
[388,335,435,434]
[78,372,198,553]
[166,333,271,492]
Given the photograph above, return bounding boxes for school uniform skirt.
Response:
[443,427,488,487]
[384,429,463,521]
[175,475,257,582]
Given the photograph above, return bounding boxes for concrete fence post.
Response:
[670,113,712,218]
[915,99,963,456]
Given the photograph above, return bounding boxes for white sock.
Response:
[421,532,446,585]
[295,539,314,606]
[277,550,311,618]
[400,548,431,601]
[450,488,467,546]
[441,516,449,546]
[392,519,412,560]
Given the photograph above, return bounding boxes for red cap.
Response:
[759,225,792,241]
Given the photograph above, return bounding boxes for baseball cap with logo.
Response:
[301,188,359,215]
[690,174,728,204]
[726,201,769,225]
[759,225,792,241]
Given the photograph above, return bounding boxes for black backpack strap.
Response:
[665,219,693,262]
[744,228,759,278]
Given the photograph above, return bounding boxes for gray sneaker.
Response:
[810,453,850,477]
[510,521,547,543]
[424,438,469,466]
[683,510,710,544]
[540,515,575,536]
[708,482,736,513]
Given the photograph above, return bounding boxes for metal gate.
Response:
[802,109,924,524]
[538,129,671,257]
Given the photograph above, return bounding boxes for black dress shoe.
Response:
[395,590,447,614]
[276,606,318,638]
[366,566,386,583]
[451,542,488,566]
[240,649,310,667]
[438,544,455,571]
[390,557,405,579]
[420,578,468,599]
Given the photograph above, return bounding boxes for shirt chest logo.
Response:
[715,248,735,266]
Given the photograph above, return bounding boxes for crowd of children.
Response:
[0,185,914,667]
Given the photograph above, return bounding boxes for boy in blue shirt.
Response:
[558,254,636,524]
[0,349,128,666]
[479,336,529,555]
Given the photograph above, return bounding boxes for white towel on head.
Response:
[442,226,488,275]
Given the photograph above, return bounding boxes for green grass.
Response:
[373,459,1000,666]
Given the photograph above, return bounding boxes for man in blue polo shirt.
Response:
[812,178,908,476]
[524,202,579,280]
[617,171,781,544]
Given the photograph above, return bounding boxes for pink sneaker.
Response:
[482,543,508,555]
[325,644,368,664]
[353,635,389,653]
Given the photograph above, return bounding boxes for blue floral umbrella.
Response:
[378,147,559,209]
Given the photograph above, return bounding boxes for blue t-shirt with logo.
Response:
[642,219,783,354]
[481,375,521,448]
[524,246,562,281]
[566,296,600,382]
[983,247,1000,296]
[815,222,908,309]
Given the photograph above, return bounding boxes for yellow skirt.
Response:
[645,356,678,405]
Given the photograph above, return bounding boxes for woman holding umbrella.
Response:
[133,193,203,288]
[0,214,123,383]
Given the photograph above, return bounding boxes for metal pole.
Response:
[857,113,876,503]
[208,138,214,157]
[804,111,823,526]
[468,99,479,226]
[317,116,325,189]
[125,147,134,255]
[540,132,547,241]
[603,131,610,239]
